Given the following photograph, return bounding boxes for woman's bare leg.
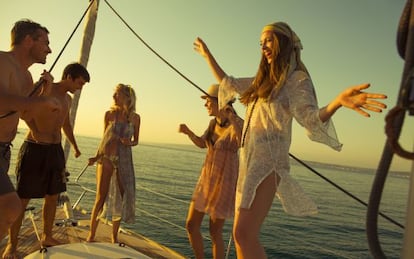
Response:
[112,170,123,244]
[112,219,121,243]
[233,173,277,259]
[209,217,225,259]
[186,202,205,259]
[87,161,113,242]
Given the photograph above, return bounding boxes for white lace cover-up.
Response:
[218,71,343,216]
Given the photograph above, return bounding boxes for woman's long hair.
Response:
[111,83,136,120]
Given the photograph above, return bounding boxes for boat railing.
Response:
[69,164,96,209]
[68,164,190,219]
[66,163,234,258]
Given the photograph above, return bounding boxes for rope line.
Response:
[1,0,95,118]
[56,1,404,253]
[385,106,414,160]
[0,0,96,120]
[276,227,355,259]
[139,144,404,230]
[289,153,404,229]
[97,1,406,231]
[102,0,210,97]
[73,157,404,230]
[69,150,403,258]
[137,207,221,250]
[367,1,414,257]
[137,184,189,205]
[137,208,187,232]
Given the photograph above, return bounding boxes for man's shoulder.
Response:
[0,51,9,57]
[0,52,23,81]
[0,52,23,92]
[0,51,14,67]
[49,84,72,100]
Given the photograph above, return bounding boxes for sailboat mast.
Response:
[64,0,99,160]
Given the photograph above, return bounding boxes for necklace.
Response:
[241,98,258,147]
[215,118,229,128]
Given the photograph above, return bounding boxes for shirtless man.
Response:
[2,62,90,258]
[0,19,55,243]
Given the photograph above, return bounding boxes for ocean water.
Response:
[8,131,409,259]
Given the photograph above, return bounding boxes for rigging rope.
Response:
[102,0,210,97]
[385,106,414,159]
[367,0,414,258]
[289,153,404,229]
[0,0,96,119]
[72,159,372,259]
[96,1,405,231]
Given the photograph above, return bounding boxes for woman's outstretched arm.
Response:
[319,83,387,122]
[193,37,227,83]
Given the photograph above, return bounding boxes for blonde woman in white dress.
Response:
[87,84,140,243]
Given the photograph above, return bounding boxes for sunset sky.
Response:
[1,0,412,172]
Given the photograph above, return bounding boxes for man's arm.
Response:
[62,115,80,157]
[0,58,29,112]
[61,96,80,157]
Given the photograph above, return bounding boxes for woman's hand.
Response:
[120,137,134,146]
[193,37,227,83]
[178,124,191,135]
[39,70,54,96]
[193,37,210,58]
[88,156,98,166]
[335,83,388,117]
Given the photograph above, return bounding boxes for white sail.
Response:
[64,0,99,159]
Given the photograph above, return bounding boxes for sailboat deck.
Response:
[0,206,186,259]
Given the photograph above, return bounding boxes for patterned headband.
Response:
[262,22,303,50]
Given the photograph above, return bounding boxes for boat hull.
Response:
[24,242,151,259]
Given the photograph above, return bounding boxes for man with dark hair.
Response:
[61,62,91,81]
[0,19,55,243]
[3,62,90,258]
[10,19,50,46]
